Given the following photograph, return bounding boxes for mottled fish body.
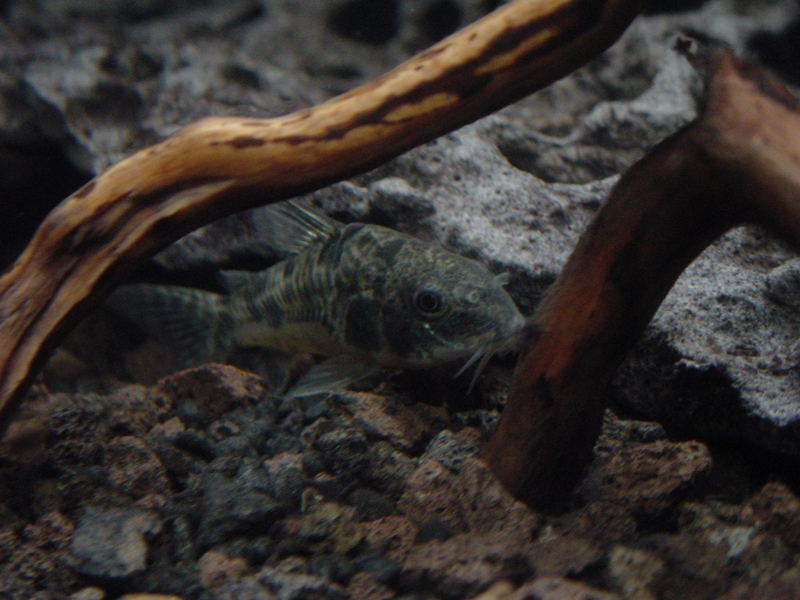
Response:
[107,202,525,396]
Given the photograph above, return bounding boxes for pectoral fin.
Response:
[285,356,378,398]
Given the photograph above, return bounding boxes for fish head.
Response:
[379,241,525,367]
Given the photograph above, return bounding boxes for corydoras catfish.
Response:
[107,201,525,397]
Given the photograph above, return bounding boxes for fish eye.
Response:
[413,288,445,316]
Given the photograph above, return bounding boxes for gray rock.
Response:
[69,506,162,579]
[353,551,402,586]
[307,553,357,585]
[198,470,286,550]
[215,434,257,457]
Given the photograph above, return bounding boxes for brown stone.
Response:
[0,391,55,463]
[105,436,170,498]
[152,363,269,421]
[716,580,800,600]
[0,528,19,563]
[337,391,439,451]
[401,531,533,599]
[398,458,469,530]
[198,550,250,590]
[527,536,603,578]
[1,512,81,595]
[283,502,365,555]
[743,481,800,550]
[607,545,664,600]
[579,440,712,515]
[45,393,112,465]
[398,457,539,538]
[345,572,394,600]
[565,501,637,542]
[107,384,172,435]
[363,515,419,562]
[22,511,75,551]
[147,416,185,438]
[456,458,541,536]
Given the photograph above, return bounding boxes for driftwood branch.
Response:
[0,0,644,429]
[483,51,800,507]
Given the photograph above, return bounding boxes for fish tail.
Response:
[105,284,233,365]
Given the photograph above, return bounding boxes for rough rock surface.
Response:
[2,362,800,598]
[3,0,800,598]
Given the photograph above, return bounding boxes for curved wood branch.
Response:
[483,51,800,507]
[0,0,644,427]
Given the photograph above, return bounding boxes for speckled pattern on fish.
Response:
[107,201,525,396]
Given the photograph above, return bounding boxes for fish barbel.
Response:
[107,201,525,396]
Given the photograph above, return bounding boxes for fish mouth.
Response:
[452,318,526,393]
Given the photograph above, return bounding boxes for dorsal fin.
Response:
[252,200,340,256]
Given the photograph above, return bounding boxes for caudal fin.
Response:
[105,284,233,365]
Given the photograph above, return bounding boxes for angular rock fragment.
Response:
[579,440,712,515]
[400,531,532,600]
[105,435,170,499]
[197,471,286,550]
[398,457,540,536]
[69,507,162,579]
